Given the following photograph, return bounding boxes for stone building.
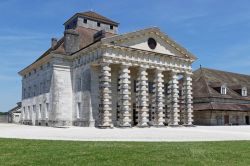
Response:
[19,11,196,128]
[193,67,250,125]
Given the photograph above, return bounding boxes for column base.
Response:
[119,125,132,128]
[98,124,114,129]
[183,124,195,127]
[137,124,149,128]
[153,124,166,128]
[88,120,95,127]
[168,124,181,127]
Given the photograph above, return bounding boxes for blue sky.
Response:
[1,0,250,112]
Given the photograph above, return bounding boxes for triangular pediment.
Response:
[102,27,196,60]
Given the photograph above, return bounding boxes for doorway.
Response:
[224,115,229,125]
[132,103,138,126]
[246,116,249,125]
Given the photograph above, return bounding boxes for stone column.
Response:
[118,64,131,127]
[167,71,180,126]
[183,73,193,126]
[152,69,165,127]
[99,63,113,128]
[136,67,149,127]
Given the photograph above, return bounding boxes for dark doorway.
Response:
[224,115,229,125]
[246,116,249,125]
[132,103,138,126]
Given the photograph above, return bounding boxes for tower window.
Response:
[110,25,113,30]
[84,19,87,23]
[97,22,101,27]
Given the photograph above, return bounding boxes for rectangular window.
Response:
[33,85,36,96]
[23,107,25,119]
[84,18,87,23]
[164,83,169,95]
[148,82,154,94]
[40,82,43,94]
[39,104,42,119]
[33,105,36,119]
[97,22,101,27]
[110,25,113,30]
[134,80,137,92]
[45,103,49,119]
[77,78,82,91]
[76,103,80,119]
[27,106,30,120]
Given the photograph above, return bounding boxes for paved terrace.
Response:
[0,124,250,142]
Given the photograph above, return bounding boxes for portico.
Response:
[95,43,194,128]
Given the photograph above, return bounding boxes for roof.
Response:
[64,11,119,26]
[193,67,250,111]
[8,102,21,113]
[19,26,115,75]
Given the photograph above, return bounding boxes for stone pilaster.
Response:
[99,63,113,128]
[136,67,149,127]
[152,69,165,127]
[183,74,193,126]
[118,64,131,127]
[167,71,180,126]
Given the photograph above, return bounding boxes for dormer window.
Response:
[221,85,227,95]
[97,22,101,27]
[242,87,247,96]
[84,18,87,23]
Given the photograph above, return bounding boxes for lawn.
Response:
[0,139,250,166]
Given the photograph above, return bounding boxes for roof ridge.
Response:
[201,67,250,78]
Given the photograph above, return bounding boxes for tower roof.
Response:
[64,11,119,26]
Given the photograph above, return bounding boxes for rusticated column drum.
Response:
[136,67,149,127]
[118,64,132,127]
[184,74,193,126]
[99,63,113,128]
[152,69,165,126]
[167,71,180,126]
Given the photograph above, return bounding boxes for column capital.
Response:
[120,63,132,69]
[184,72,193,77]
[100,62,110,67]
[155,67,165,73]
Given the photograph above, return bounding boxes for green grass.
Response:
[0,139,250,166]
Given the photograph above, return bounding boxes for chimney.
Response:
[64,29,79,54]
[93,30,106,42]
[51,38,58,49]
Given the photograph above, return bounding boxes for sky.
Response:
[1,0,250,112]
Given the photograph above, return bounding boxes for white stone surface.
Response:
[1,124,250,142]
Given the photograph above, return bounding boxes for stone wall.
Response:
[194,110,250,125]
[0,115,8,123]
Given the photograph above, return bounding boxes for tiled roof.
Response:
[193,67,250,111]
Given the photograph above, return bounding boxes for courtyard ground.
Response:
[0,123,250,141]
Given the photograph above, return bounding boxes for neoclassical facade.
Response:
[19,11,196,128]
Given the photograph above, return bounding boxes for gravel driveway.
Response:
[0,123,250,142]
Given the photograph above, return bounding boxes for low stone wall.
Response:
[0,115,8,123]
[194,110,250,125]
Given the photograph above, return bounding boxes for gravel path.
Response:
[0,124,250,142]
